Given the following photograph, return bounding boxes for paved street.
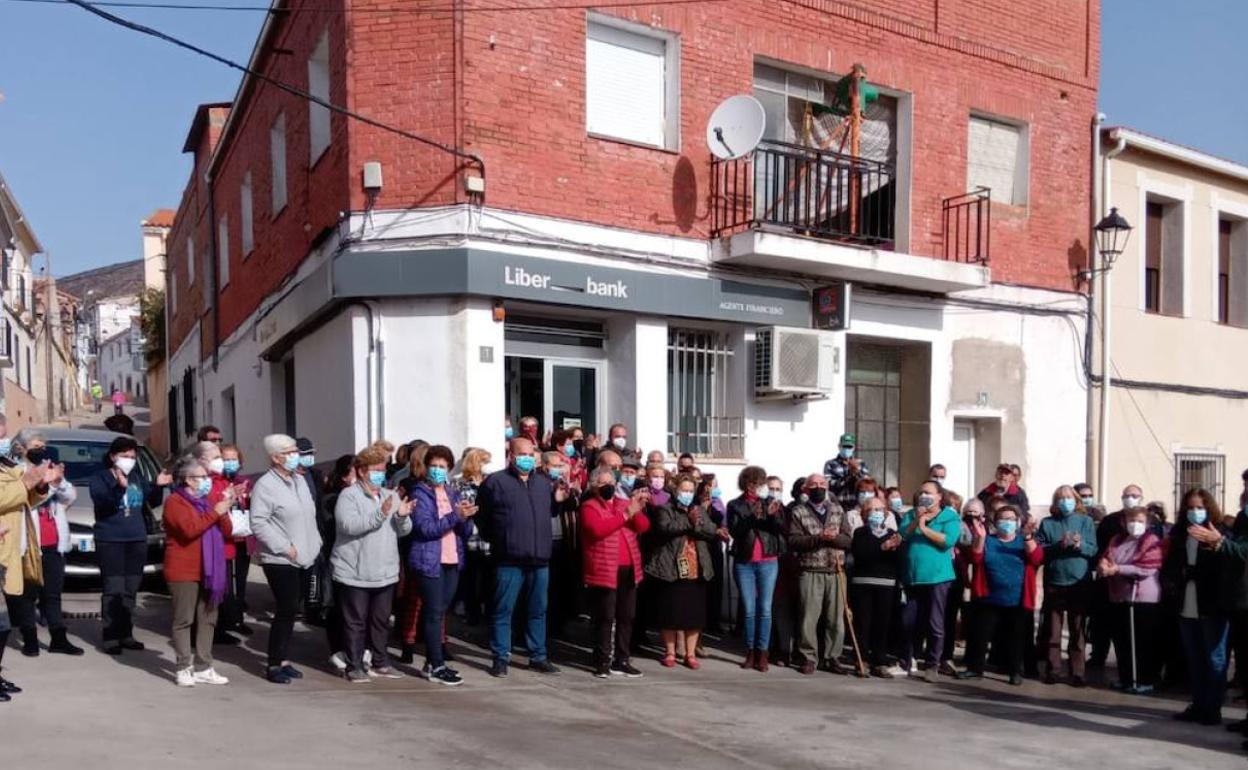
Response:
[4,581,1245,769]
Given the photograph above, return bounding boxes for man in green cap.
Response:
[823,433,870,511]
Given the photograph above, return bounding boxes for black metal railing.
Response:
[711,139,896,248]
[941,188,991,264]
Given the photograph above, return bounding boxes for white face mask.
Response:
[208,458,225,474]
[755,485,770,500]
[115,457,137,475]
[611,437,627,450]
[1122,495,1141,509]
[1126,520,1147,538]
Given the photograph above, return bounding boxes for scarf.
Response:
[175,488,227,606]
[1108,531,1164,572]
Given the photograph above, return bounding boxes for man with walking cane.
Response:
[786,473,854,675]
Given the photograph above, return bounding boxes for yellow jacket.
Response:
[0,465,44,596]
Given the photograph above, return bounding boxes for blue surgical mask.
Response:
[505,426,515,440]
[997,520,1018,537]
[564,444,576,458]
[194,477,212,498]
[918,494,936,508]
[283,454,301,472]
[677,491,695,507]
[620,475,636,491]
[839,447,854,459]
[222,459,241,477]
[755,485,770,499]
[857,491,873,505]
[710,487,722,499]
[0,438,11,456]
[1081,496,1095,508]
[1188,508,1208,525]
[428,466,448,485]
[889,497,903,513]
[514,455,536,474]
[367,470,387,487]
[867,511,886,528]
[1057,498,1076,515]
[299,455,315,468]
[548,467,563,481]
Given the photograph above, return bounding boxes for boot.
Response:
[400,643,417,665]
[20,628,39,657]
[49,628,85,656]
[755,650,770,673]
[740,649,756,670]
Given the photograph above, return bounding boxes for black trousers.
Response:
[941,575,965,662]
[339,582,396,672]
[1110,602,1160,688]
[1231,609,1248,696]
[706,543,726,633]
[453,551,489,624]
[588,567,637,667]
[98,540,146,643]
[965,602,1030,676]
[262,564,305,669]
[1088,579,1113,665]
[418,565,459,669]
[851,583,896,667]
[21,547,67,633]
[1,590,34,666]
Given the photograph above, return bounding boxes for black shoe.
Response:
[1070,676,1087,689]
[593,664,611,679]
[529,659,560,675]
[1199,713,1222,727]
[1008,674,1024,686]
[1173,706,1202,723]
[213,632,240,646]
[956,671,983,681]
[103,644,123,656]
[1043,672,1059,685]
[234,623,255,637]
[822,660,851,676]
[611,661,644,678]
[20,630,39,657]
[280,664,303,679]
[119,638,145,651]
[266,667,293,685]
[1227,718,1248,733]
[429,666,464,686]
[0,677,21,694]
[49,628,85,656]
[400,644,417,665]
[489,660,509,678]
[0,690,9,703]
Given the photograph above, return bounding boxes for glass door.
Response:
[544,360,603,435]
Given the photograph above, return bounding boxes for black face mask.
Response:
[598,484,616,501]
[573,439,585,454]
[808,488,828,504]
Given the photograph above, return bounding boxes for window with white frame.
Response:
[585,18,678,149]
[1217,215,1248,327]
[308,31,331,164]
[217,215,230,287]
[967,114,1028,206]
[240,170,254,257]
[270,113,288,214]
[186,235,195,286]
[667,328,742,457]
[1144,196,1184,316]
[1174,452,1224,513]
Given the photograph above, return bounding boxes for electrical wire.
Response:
[62,0,485,177]
[8,0,722,13]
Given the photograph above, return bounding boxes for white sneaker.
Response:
[193,668,230,685]
[363,649,373,666]
[329,652,348,671]
[884,664,909,678]
[175,668,196,687]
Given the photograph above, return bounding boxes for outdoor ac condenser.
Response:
[753,326,841,399]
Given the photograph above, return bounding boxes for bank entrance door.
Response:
[505,356,605,435]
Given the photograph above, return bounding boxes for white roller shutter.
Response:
[586,23,667,148]
[968,116,1024,205]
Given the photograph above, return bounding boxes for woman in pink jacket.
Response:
[1099,506,1164,694]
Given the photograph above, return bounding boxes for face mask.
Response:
[563,444,576,458]
[620,475,636,491]
[857,491,873,505]
[808,488,828,505]
[300,455,315,468]
[918,493,936,508]
[1187,508,1207,525]
[710,487,722,499]
[223,459,241,477]
[514,455,537,474]
[548,467,563,481]
[1057,498,1076,515]
[1122,496,1141,509]
[598,484,616,501]
[428,466,448,485]
[573,439,585,454]
[798,492,810,504]
[676,491,695,507]
[1126,520,1147,538]
[867,511,886,528]
[929,477,944,485]
[998,480,1010,491]
[839,447,854,459]
[115,456,137,476]
[1081,496,1095,507]
[522,426,538,438]
[649,477,664,491]
[755,486,770,499]
[612,437,627,450]
[0,439,10,456]
[367,470,387,487]
[889,497,903,513]
[997,520,1018,537]
[208,458,225,475]
[194,477,213,498]
[505,427,515,440]
[282,454,301,472]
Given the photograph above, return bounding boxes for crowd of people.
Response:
[0,417,1245,751]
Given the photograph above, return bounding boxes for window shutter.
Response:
[586,24,667,148]
[968,117,1022,205]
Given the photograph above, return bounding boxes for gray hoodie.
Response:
[251,468,322,568]
[330,483,413,588]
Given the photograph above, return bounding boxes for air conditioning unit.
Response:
[754,326,841,399]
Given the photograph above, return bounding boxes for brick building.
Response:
[166,0,1099,496]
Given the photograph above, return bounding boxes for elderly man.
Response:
[977,464,1031,519]
[251,434,322,685]
[786,473,853,675]
[478,437,564,678]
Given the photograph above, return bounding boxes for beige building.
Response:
[142,209,174,455]
[1095,127,1248,517]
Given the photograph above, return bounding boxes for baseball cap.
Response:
[839,433,856,446]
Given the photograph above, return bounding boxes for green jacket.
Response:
[1036,511,1097,587]
[899,506,960,586]
[1219,511,1248,611]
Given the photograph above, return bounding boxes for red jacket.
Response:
[968,537,1045,610]
[163,493,233,583]
[580,496,650,589]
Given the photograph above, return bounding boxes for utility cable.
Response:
[10,0,722,14]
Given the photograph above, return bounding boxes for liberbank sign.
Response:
[333,247,812,326]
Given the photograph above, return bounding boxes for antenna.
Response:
[706,95,766,160]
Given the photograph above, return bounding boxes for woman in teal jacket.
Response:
[898,481,962,680]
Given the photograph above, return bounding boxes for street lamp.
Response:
[1094,207,1133,268]
[1093,206,1132,502]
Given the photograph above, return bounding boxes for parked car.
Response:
[35,427,167,579]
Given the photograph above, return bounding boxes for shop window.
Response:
[585,17,678,149]
[1174,452,1224,513]
[667,328,742,458]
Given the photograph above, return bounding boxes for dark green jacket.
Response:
[1219,512,1248,611]
[643,503,720,583]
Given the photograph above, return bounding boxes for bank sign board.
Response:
[335,247,812,327]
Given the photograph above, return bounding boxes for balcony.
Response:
[710,140,990,293]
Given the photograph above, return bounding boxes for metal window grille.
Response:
[1174,453,1225,514]
[667,328,742,458]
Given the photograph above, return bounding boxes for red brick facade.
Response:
[167,0,1099,359]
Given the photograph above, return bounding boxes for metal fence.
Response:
[941,188,992,264]
[1174,452,1225,513]
[667,328,743,458]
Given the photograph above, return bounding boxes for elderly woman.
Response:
[163,456,235,687]
[17,444,81,656]
[0,446,55,697]
[1100,506,1164,694]
[646,474,719,669]
[1035,484,1097,686]
[850,494,903,677]
[453,448,492,627]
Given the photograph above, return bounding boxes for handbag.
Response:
[228,508,253,538]
[21,510,43,586]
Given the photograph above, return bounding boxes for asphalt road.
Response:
[4,580,1245,769]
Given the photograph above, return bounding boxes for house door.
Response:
[948,420,976,501]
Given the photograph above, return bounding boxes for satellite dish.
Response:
[707,95,766,160]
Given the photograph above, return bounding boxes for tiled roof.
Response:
[143,209,176,228]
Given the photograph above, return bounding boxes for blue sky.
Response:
[0,0,1245,276]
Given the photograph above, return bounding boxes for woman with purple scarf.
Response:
[163,457,235,688]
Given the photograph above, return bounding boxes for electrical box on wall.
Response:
[753,327,842,400]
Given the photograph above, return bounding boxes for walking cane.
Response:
[1128,582,1138,692]
[839,568,869,677]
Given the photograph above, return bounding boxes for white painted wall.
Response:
[292,308,359,456]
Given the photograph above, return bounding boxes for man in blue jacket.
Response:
[478,437,565,678]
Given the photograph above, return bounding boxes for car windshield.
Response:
[48,440,160,484]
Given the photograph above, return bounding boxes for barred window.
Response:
[667,328,742,458]
[1174,452,1224,513]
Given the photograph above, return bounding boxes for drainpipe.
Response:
[206,169,220,375]
[343,300,383,443]
[1097,128,1128,496]
[1086,113,1103,485]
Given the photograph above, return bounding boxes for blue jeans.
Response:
[491,565,549,663]
[1179,616,1230,717]
[734,559,779,651]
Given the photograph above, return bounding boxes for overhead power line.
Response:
[8,0,722,13]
